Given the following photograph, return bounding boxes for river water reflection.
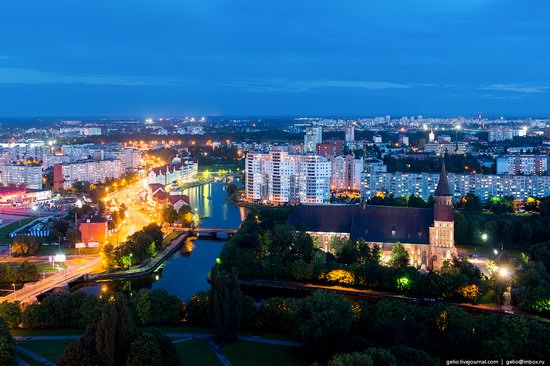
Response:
[76,182,246,301]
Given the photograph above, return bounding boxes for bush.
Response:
[0,319,15,365]
[11,235,39,256]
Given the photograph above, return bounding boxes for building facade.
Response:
[1,164,43,189]
[496,155,549,175]
[330,155,363,191]
[146,158,198,186]
[360,170,550,202]
[245,151,331,204]
[288,162,456,270]
[53,159,123,189]
[304,127,323,153]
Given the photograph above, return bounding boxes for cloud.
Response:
[0,67,173,86]
[479,84,550,93]
[222,78,416,92]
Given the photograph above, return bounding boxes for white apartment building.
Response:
[245,151,331,204]
[330,155,363,191]
[496,155,549,175]
[360,171,550,203]
[54,159,123,189]
[299,154,331,203]
[304,127,323,153]
[1,164,43,189]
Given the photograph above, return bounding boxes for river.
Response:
[75,182,247,301]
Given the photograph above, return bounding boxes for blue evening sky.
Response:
[0,0,549,117]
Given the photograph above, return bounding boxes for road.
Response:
[0,180,155,303]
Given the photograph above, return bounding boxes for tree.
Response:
[0,302,21,329]
[388,242,409,268]
[462,193,482,213]
[292,291,353,354]
[209,267,242,344]
[11,235,39,256]
[0,319,15,365]
[328,352,373,366]
[95,295,133,366]
[126,332,164,366]
[454,212,469,245]
[58,324,98,366]
[162,205,179,225]
[185,291,210,325]
[390,345,439,366]
[17,261,38,282]
[363,348,398,366]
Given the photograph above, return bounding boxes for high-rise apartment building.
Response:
[245,151,330,204]
[304,127,323,153]
[53,159,123,190]
[330,155,363,191]
[1,164,43,189]
[345,125,355,143]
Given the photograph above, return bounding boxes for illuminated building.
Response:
[289,161,456,270]
[245,151,331,204]
[53,159,123,190]
[1,164,43,189]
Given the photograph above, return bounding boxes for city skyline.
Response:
[1,0,550,117]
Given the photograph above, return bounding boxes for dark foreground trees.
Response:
[0,319,15,365]
[58,294,179,366]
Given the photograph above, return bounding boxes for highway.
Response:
[0,180,155,303]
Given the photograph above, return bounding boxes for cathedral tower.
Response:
[429,159,457,270]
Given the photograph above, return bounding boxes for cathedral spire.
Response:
[435,158,452,197]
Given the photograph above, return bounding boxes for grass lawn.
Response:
[223,341,308,366]
[17,339,74,363]
[478,289,499,307]
[15,351,43,366]
[0,218,34,242]
[163,230,183,246]
[11,328,84,337]
[175,339,221,366]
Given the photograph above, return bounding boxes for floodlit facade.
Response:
[147,159,198,186]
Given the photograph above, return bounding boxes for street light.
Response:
[493,249,499,256]
[481,233,488,242]
[12,283,16,301]
[498,267,511,279]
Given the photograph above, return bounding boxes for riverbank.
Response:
[91,232,189,281]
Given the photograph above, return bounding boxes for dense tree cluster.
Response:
[10,235,39,256]
[162,205,193,226]
[58,294,179,366]
[365,193,435,208]
[102,224,163,269]
[219,210,486,302]
[0,261,38,284]
[0,319,15,365]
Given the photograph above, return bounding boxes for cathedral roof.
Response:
[288,204,433,244]
[434,159,452,197]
